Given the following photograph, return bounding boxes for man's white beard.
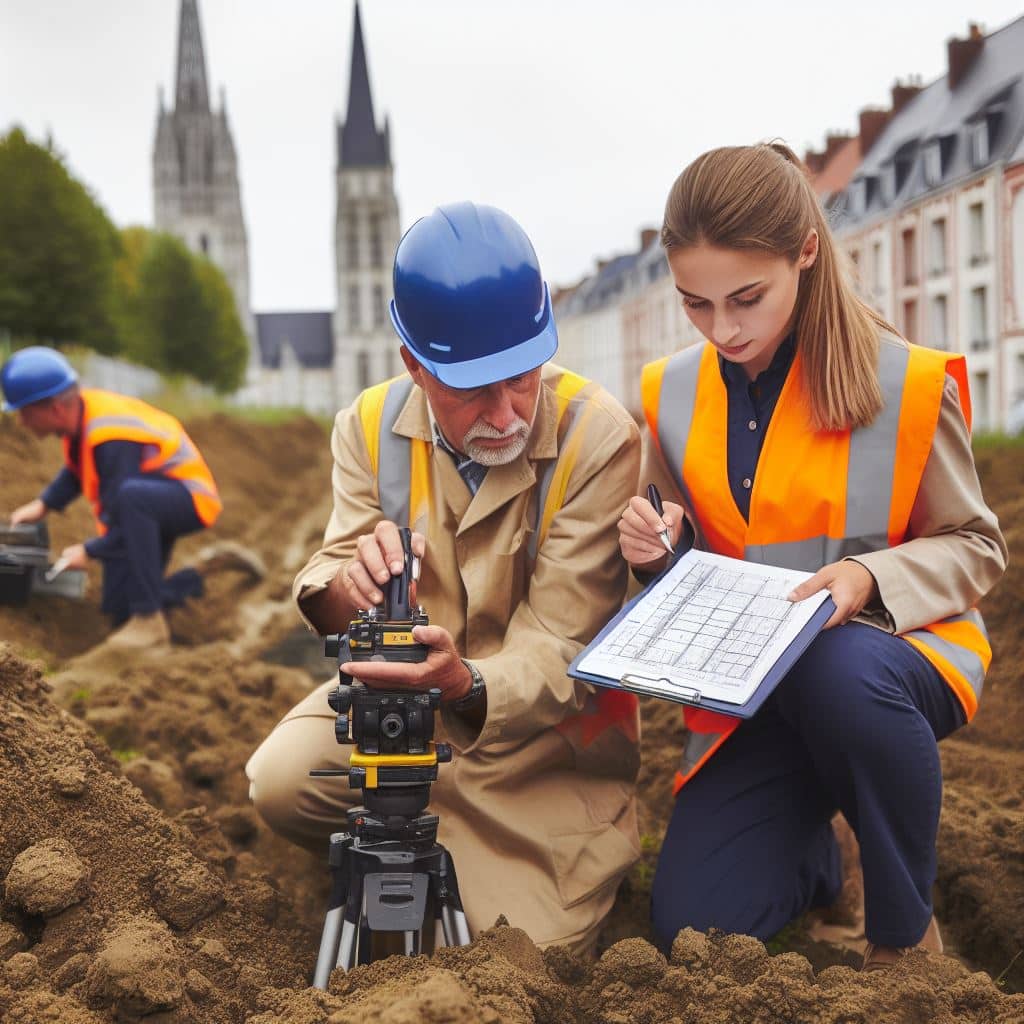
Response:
[463,418,531,465]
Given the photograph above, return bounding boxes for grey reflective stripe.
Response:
[524,379,597,565]
[680,730,721,778]
[844,341,907,540]
[182,479,218,500]
[159,436,198,472]
[745,532,890,570]
[85,415,172,440]
[376,378,416,526]
[904,610,988,701]
[656,348,703,526]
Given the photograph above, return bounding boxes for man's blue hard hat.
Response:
[1,346,79,412]
[389,202,558,388]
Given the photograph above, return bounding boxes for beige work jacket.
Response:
[293,364,643,945]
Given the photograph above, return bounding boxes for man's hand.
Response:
[11,499,47,525]
[341,624,472,702]
[788,559,878,629]
[618,494,687,572]
[337,520,426,609]
[59,543,90,571]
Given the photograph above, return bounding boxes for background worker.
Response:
[2,346,221,647]
[619,144,1007,971]
[247,202,642,954]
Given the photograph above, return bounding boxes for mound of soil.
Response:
[2,415,1022,1017]
[0,644,311,1023]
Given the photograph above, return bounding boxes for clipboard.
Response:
[568,566,837,720]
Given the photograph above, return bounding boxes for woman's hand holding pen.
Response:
[618,493,686,571]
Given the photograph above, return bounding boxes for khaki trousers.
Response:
[246,680,637,955]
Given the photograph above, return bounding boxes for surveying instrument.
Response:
[310,528,470,987]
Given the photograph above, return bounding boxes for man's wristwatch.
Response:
[453,659,486,712]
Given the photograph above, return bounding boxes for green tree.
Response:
[0,127,122,353]
[134,233,248,393]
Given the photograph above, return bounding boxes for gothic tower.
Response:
[153,0,255,372]
[333,1,402,408]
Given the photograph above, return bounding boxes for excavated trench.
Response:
[1,416,1022,1022]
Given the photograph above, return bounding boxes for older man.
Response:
[246,202,641,953]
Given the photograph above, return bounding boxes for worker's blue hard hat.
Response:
[389,202,558,388]
[1,346,79,412]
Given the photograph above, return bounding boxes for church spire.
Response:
[339,1,390,167]
[175,0,210,112]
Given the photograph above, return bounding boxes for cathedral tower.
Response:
[333,1,401,408]
[153,0,255,370]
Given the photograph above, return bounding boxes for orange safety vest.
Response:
[641,337,991,795]
[358,370,639,749]
[63,388,222,534]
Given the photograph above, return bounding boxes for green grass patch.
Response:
[112,748,141,763]
[972,431,1024,452]
[69,687,91,704]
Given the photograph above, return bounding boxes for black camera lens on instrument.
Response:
[380,711,406,739]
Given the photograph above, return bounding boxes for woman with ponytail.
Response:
[619,143,1006,970]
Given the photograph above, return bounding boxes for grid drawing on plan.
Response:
[607,562,798,681]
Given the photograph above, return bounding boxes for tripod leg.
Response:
[438,849,472,947]
[403,930,420,956]
[313,866,348,989]
[335,868,364,973]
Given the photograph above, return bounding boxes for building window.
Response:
[969,121,989,168]
[902,300,918,343]
[929,218,947,276]
[923,141,943,186]
[369,214,383,268]
[970,286,989,348]
[871,240,884,296]
[345,215,359,269]
[901,227,917,286]
[968,202,987,264]
[930,294,948,350]
[357,350,371,391]
[373,284,386,327]
[347,284,361,331]
[972,370,990,432]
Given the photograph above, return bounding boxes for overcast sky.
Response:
[3,1,1023,312]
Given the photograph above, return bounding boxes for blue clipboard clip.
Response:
[619,672,702,704]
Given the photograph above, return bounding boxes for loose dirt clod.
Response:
[4,837,89,916]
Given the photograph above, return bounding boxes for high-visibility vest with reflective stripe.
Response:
[357,370,639,748]
[63,388,222,534]
[641,338,990,793]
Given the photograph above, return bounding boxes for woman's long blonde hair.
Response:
[662,142,891,432]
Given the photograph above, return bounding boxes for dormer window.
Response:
[923,141,943,186]
[881,165,896,204]
[969,120,990,167]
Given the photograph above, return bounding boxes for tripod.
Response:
[309,527,471,988]
[311,799,470,987]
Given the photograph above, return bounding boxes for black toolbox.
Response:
[0,522,53,606]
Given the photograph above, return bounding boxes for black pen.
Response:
[646,483,675,555]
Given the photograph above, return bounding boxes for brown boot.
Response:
[861,914,943,972]
[103,611,171,650]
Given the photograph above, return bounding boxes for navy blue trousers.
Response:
[96,478,205,623]
[651,622,966,951]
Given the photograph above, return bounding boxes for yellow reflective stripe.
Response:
[409,437,431,530]
[359,379,393,477]
[535,371,592,548]
[552,368,589,417]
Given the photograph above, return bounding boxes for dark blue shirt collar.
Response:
[718,331,796,392]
